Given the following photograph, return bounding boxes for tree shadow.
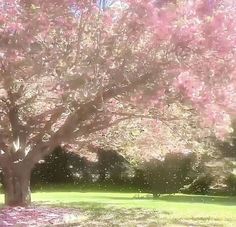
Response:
[155,194,236,206]
[97,193,236,206]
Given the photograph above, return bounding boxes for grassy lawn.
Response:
[1,189,236,226]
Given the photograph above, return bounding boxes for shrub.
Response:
[225,174,236,195]
[143,153,196,197]
[180,174,214,195]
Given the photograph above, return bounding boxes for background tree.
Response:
[144,152,196,197]
[0,0,236,206]
[31,147,74,185]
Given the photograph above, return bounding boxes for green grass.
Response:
[1,188,236,226]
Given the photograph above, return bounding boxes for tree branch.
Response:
[24,72,155,165]
[108,111,180,121]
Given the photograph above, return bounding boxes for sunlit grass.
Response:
[1,188,236,226]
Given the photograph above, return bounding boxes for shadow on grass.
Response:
[156,194,236,206]
[77,193,236,206]
[29,200,236,227]
[56,201,107,210]
[49,201,172,215]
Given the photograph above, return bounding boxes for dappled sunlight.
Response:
[0,0,236,226]
[0,191,236,226]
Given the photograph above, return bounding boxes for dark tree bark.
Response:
[2,164,31,206]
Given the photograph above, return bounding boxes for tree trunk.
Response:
[2,166,31,206]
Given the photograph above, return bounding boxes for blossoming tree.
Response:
[0,0,236,206]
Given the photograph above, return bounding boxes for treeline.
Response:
[30,147,236,196]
